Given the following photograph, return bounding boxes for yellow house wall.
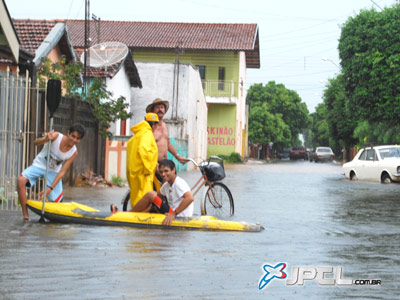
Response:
[207,104,236,156]
[134,49,244,158]
[134,49,240,97]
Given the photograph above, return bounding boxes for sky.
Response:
[5,0,398,113]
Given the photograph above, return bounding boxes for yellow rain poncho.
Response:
[126,120,158,207]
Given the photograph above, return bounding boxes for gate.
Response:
[0,69,39,210]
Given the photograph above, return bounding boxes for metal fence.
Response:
[0,68,49,211]
[1,69,28,210]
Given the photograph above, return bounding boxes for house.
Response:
[11,19,76,75]
[65,20,260,158]
[131,61,208,171]
[0,0,33,73]
[0,0,18,63]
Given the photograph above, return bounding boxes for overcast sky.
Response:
[5,0,397,112]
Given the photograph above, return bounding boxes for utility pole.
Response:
[83,0,90,96]
[92,14,101,44]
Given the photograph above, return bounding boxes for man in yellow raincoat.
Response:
[126,113,159,207]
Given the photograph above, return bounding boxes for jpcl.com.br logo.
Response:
[258,263,381,289]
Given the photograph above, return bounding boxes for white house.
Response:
[130,61,208,171]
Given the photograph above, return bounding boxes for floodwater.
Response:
[1,160,399,299]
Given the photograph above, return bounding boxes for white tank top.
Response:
[33,133,77,173]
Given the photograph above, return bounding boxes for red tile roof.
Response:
[65,20,258,51]
[65,20,260,68]
[12,19,57,55]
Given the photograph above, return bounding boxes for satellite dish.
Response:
[80,42,129,68]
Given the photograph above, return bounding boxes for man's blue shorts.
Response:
[21,165,63,202]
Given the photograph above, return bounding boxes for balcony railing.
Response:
[202,80,238,98]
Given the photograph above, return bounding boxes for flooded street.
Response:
[1,160,399,299]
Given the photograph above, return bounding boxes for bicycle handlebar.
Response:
[187,156,223,168]
[187,158,199,167]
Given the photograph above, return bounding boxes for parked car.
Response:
[289,146,307,160]
[279,148,290,159]
[343,145,400,183]
[309,147,335,162]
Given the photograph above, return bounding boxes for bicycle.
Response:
[121,156,234,217]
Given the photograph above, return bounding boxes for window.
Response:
[197,65,206,80]
[120,120,127,136]
[360,149,377,161]
[366,149,377,161]
[196,65,206,89]
[218,67,225,90]
[359,150,367,160]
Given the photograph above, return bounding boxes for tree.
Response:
[37,57,131,137]
[322,74,357,151]
[339,5,400,131]
[247,82,310,150]
[309,103,330,147]
[353,120,400,147]
[248,101,291,147]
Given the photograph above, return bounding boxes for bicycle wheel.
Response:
[122,190,130,211]
[202,182,234,217]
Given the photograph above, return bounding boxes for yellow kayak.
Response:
[26,200,263,232]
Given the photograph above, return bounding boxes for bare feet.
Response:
[110,204,119,214]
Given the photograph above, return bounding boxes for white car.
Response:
[310,147,335,162]
[343,145,400,183]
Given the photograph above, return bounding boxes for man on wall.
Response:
[146,98,189,165]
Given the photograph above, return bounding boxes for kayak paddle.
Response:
[40,79,61,223]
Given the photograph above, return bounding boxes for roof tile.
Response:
[65,20,258,51]
[12,19,57,55]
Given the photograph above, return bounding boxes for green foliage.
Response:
[37,56,82,97]
[353,120,400,147]
[313,5,400,149]
[246,82,310,151]
[0,187,7,203]
[37,57,131,137]
[322,75,357,150]
[86,79,131,137]
[111,175,125,187]
[216,154,229,161]
[216,152,242,163]
[309,103,330,147]
[339,5,400,127]
[228,152,242,163]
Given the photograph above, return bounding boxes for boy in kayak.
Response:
[17,124,85,221]
[112,159,194,226]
